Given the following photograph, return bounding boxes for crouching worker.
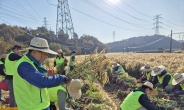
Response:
[111,62,125,75]
[48,79,82,110]
[120,81,165,110]
[172,73,184,96]
[13,37,71,110]
[138,64,154,83]
[151,66,174,94]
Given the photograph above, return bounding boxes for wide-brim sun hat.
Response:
[58,49,63,53]
[151,65,165,76]
[67,79,82,99]
[142,81,158,95]
[140,64,153,72]
[172,73,184,85]
[26,37,57,55]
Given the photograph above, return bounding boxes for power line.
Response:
[163,18,184,28]
[71,7,149,31]
[120,0,152,18]
[81,0,151,29]
[162,23,184,30]
[25,0,42,19]
[100,0,151,23]
[13,0,40,23]
[46,0,57,6]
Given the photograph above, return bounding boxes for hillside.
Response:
[0,24,106,55]
[106,35,181,52]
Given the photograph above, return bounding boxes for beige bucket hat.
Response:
[57,49,63,53]
[67,79,82,99]
[143,81,158,95]
[172,73,184,85]
[27,37,57,55]
[151,66,165,76]
[112,62,120,68]
[140,64,153,72]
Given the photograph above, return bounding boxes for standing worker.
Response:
[54,49,68,75]
[120,81,165,110]
[5,45,22,107]
[13,37,71,110]
[69,51,76,71]
[0,54,6,101]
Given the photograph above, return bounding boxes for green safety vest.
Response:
[69,54,75,66]
[55,57,65,67]
[48,85,68,103]
[146,72,151,80]
[13,55,50,110]
[157,73,173,85]
[0,61,4,81]
[5,51,16,75]
[120,91,144,110]
[120,65,125,73]
[180,84,184,90]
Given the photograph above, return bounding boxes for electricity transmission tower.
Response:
[56,0,75,39]
[153,14,163,35]
[43,17,49,29]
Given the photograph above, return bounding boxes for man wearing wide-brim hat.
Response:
[120,81,165,110]
[172,73,184,96]
[138,64,154,83]
[13,37,71,110]
[111,62,125,75]
[151,65,174,94]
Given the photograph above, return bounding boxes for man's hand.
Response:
[64,77,72,86]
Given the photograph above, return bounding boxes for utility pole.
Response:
[43,17,49,29]
[153,14,163,35]
[113,31,115,42]
[170,30,172,53]
[56,0,75,39]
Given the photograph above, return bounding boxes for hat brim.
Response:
[27,47,57,55]
[172,73,184,85]
[140,66,153,72]
[142,84,158,95]
[67,86,82,99]
[151,66,165,76]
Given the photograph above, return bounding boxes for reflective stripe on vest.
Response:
[146,72,151,80]
[69,54,74,66]
[120,91,144,110]
[55,57,65,67]
[13,55,50,110]
[5,51,16,75]
[157,73,173,85]
[0,61,4,81]
[180,84,184,90]
[48,85,68,102]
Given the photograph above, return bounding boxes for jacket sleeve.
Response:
[72,56,75,61]
[140,72,147,82]
[9,53,22,61]
[162,74,171,88]
[152,76,159,85]
[139,94,159,110]
[18,62,67,88]
[0,64,6,76]
[57,90,70,110]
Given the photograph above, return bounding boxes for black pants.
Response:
[49,102,56,110]
[70,66,74,71]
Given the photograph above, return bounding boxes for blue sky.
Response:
[0,0,184,43]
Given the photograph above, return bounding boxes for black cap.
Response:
[12,45,22,50]
[72,50,76,53]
